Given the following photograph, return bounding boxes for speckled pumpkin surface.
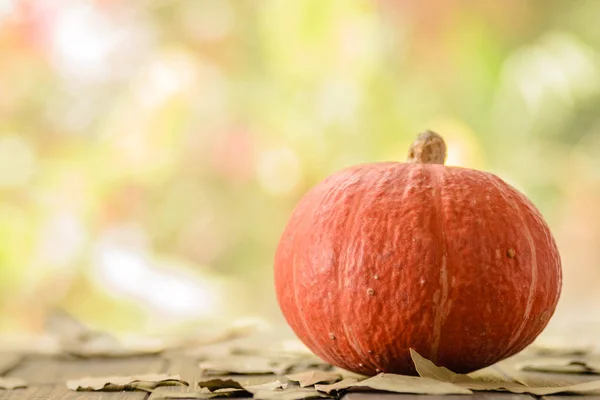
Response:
[274,132,562,376]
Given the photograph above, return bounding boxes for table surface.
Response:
[0,346,599,400]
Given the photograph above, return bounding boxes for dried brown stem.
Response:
[407,130,447,165]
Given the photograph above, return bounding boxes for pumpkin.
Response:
[274,131,562,376]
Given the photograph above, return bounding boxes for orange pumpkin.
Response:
[274,131,562,375]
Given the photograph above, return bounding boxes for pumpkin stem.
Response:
[407,130,447,165]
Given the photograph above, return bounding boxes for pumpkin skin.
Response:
[274,161,562,376]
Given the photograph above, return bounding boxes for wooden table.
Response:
[0,348,598,400]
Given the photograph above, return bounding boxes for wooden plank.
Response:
[6,355,165,385]
[149,385,252,400]
[344,393,534,400]
[0,384,147,400]
[542,397,600,400]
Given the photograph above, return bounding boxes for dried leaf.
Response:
[287,359,333,374]
[328,368,368,383]
[409,349,460,383]
[285,371,341,387]
[151,394,210,400]
[0,377,27,389]
[284,362,330,374]
[246,381,289,392]
[410,348,600,395]
[474,380,600,396]
[174,321,277,357]
[197,379,245,392]
[151,391,247,399]
[222,349,331,373]
[530,341,594,357]
[153,381,288,400]
[467,365,509,384]
[237,354,330,374]
[314,373,470,395]
[252,387,331,400]
[314,378,359,394]
[197,378,287,392]
[411,348,532,392]
[350,373,472,395]
[67,374,188,392]
[187,336,332,376]
[199,356,293,376]
[159,384,326,400]
[231,348,323,363]
[518,359,600,374]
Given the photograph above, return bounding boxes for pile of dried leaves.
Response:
[62,347,600,399]
[28,312,600,399]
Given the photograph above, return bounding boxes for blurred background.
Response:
[0,0,599,340]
